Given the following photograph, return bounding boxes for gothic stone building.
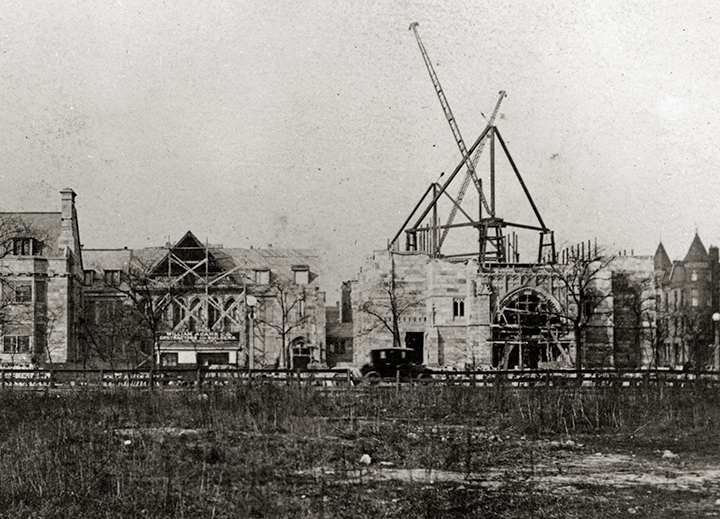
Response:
[0,189,84,366]
[653,234,720,369]
[83,231,326,369]
[351,249,658,370]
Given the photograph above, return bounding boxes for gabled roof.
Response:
[85,232,321,286]
[683,233,709,263]
[148,231,225,277]
[654,242,672,271]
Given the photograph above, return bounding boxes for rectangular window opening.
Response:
[2,280,32,304]
[294,269,309,285]
[12,238,39,257]
[2,335,31,354]
[254,269,270,285]
[104,270,121,286]
[160,352,178,367]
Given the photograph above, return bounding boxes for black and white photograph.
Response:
[1,1,719,517]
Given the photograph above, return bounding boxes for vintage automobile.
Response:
[359,347,433,382]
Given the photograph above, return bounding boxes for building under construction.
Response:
[348,24,661,371]
[83,231,326,370]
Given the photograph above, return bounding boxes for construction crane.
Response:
[439,90,505,248]
[408,22,504,256]
[392,23,555,264]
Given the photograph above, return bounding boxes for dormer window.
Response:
[292,265,310,285]
[84,270,95,285]
[12,238,38,256]
[254,269,270,285]
[104,270,121,287]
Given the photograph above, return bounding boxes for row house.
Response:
[653,234,720,369]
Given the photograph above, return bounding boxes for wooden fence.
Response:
[0,367,719,390]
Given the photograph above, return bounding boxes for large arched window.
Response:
[171,300,185,330]
[188,298,200,332]
[223,298,237,331]
[491,288,571,369]
[207,297,220,330]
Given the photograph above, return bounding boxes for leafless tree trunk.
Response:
[552,248,615,371]
[358,253,424,350]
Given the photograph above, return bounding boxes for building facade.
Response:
[349,248,659,370]
[653,234,720,369]
[0,189,84,366]
[325,282,354,368]
[83,231,326,369]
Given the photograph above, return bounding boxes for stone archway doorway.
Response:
[491,288,572,369]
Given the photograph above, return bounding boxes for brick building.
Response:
[653,234,720,369]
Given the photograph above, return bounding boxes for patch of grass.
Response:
[1,384,720,517]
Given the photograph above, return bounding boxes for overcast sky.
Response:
[1,0,719,300]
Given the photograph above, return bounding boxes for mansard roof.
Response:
[654,242,672,271]
[683,233,709,263]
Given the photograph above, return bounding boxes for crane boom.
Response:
[438,90,505,247]
[409,22,492,219]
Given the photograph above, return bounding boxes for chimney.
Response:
[58,188,77,254]
[709,246,719,263]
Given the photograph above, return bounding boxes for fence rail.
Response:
[1,367,719,390]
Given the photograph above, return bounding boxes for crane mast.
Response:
[408,22,491,219]
[409,22,508,261]
[394,23,554,264]
[438,90,505,248]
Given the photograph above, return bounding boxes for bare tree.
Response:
[38,304,65,368]
[552,248,616,370]
[253,278,309,370]
[85,254,192,369]
[681,307,713,371]
[358,253,424,349]
[80,299,147,369]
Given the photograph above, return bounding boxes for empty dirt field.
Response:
[2,384,720,517]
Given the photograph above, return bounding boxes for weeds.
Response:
[0,383,719,517]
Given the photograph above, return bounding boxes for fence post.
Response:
[196,369,202,390]
[149,370,154,390]
[49,369,54,389]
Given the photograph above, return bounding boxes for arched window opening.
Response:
[223,298,237,331]
[171,300,185,330]
[207,297,220,330]
[188,298,200,332]
[491,289,572,370]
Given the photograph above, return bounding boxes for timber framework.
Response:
[389,23,555,266]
